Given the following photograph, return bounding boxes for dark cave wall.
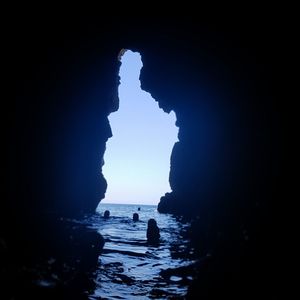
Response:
[1,14,282,298]
[139,28,278,220]
[4,21,122,219]
[3,15,280,225]
[136,22,281,297]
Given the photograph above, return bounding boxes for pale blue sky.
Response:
[102,50,178,205]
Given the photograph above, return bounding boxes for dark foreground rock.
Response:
[0,215,104,300]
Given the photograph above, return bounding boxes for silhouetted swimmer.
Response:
[147,218,160,244]
[133,213,139,222]
[103,210,110,219]
[138,207,141,211]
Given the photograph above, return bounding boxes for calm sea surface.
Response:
[79,203,194,299]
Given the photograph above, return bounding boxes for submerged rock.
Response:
[116,273,135,285]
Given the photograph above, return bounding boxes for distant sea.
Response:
[79,203,194,299]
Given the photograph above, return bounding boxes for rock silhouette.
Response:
[2,13,282,299]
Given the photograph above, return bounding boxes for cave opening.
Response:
[101,50,178,205]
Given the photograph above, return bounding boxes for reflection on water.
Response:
[80,203,195,299]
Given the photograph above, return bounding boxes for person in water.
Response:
[103,210,110,219]
[147,218,160,244]
[133,213,139,221]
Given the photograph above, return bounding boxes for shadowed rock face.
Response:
[2,14,282,299]
[3,15,280,219]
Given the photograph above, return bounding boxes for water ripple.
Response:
[79,203,193,299]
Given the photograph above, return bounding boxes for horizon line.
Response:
[99,202,158,206]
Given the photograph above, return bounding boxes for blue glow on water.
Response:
[84,203,193,299]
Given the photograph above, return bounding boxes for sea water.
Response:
[80,203,194,299]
